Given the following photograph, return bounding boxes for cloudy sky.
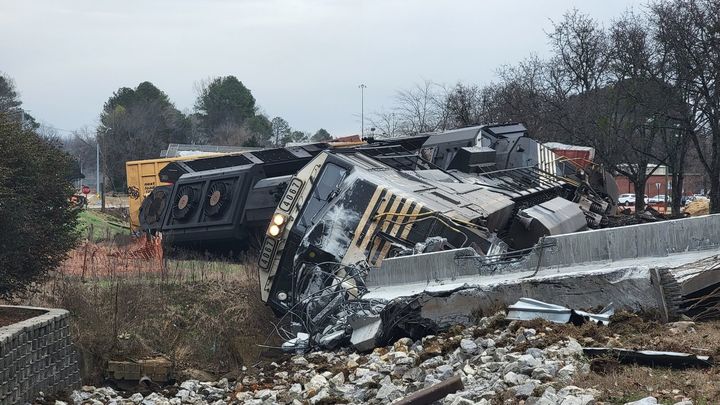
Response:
[1,0,643,138]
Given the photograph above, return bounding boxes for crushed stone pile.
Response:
[42,313,694,405]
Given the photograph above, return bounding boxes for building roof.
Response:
[161,143,262,157]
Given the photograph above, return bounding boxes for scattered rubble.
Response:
[47,312,706,405]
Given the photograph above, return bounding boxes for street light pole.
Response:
[359,84,366,138]
[96,141,100,195]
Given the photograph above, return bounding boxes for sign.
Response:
[81,185,91,195]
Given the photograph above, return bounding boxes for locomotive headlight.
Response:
[272,213,286,226]
[268,224,281,237]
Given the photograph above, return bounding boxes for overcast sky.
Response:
[1,0,644,138]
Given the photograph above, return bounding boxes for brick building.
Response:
[614,165,708,197]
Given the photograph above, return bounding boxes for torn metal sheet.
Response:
[506,298,614,326]
[281,332,310,353]
[583,347,712,368]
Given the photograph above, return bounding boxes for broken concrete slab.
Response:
[362,215,720,321]
[364,248,478,288]
[350,315,382,352]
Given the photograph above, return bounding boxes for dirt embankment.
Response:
[9,240,281,385]
[0,307,45,327]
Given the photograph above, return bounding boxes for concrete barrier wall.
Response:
[538,214,720,268]
[0,306,81,404]
[367,248,479,287]
[369,214,720,286]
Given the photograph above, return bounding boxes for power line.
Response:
[41,124,85,133]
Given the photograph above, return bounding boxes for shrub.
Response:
[0,112,79,297]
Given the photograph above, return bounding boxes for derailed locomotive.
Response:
[258,123,617,314]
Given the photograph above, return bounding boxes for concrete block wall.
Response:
[0,306,81,404]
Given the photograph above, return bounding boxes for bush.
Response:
[0,113,79,297]
[22,249,278,383]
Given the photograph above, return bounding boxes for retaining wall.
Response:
[0,305,80,404]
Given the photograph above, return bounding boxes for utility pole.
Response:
[359,84,366,138]
[96,136,105,211]
[664,165,669,214]
[96,141,100,195]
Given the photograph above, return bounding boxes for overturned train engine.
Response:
[257,124,617,347]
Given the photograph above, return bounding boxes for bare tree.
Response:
[394,80,447,134]
[444,83,487,128]
[547,9,610,94]
[369,110,402,138]
[271,116,291,146]
[492,56,555,139]
[62,127,98,187]
[212,121,254,146]
[651,0,720,212]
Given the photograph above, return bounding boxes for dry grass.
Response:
[580,365,720,404]
[509,312,720,403]
[499,312,720,402]
[7,240,282,384]
[514,312,720,356]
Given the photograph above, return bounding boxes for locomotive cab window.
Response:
[295,163,348,233]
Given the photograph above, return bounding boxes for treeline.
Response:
[95,76,331,189]
[372,0,720,215]
[2,72,333,192]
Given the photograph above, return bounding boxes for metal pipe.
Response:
[395,375,463,405]
[359,84,366,138]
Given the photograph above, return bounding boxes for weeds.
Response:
[11,239,280,384]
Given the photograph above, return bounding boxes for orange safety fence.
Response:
[60,234,164,278]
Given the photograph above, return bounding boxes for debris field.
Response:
[48,311,719,405]
[79,123,720,404]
